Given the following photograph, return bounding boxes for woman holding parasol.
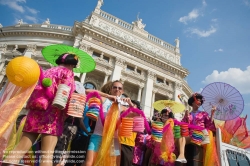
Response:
[175,93,216,163]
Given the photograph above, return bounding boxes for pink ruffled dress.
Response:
[23,66,75,136]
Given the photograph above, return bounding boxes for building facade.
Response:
[0,1,192,119]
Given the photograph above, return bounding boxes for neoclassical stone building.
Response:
[0,1,192,119]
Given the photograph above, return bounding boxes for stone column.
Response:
[137,84,143,102]
[0,66,6,83]
[174,81,182,102]
[0,44,7,83]
[103,70,111,85]
[0,44,7,60]
[141,71,155,118]
[24,44,37,58]
[74,73,81,79]
[80,73,86,84]
[103,75,109,85]
[173,82,184,121]
[110,57,125,81]
[150,89,157,117]
[0,62,5,72]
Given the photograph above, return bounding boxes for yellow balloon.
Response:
[6,56,40,87]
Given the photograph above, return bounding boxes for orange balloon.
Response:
[6,56,40,87]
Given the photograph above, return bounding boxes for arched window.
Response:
[84,82,96,90]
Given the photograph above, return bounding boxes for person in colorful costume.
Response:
[119,100,142,166]
[83,80,135,166]
[58,81,114,166]
[4,54,78,166]
[132,131,149,166]
[160,111,176,166]
[176,93,217,164]
[53,76,85,166]
[146,108,175,166]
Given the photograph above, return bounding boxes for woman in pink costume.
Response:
[176,93,216,163]
[4,53,78,166]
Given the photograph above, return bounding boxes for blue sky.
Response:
[0,0,250,125]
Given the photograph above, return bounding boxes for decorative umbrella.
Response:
[153,100,185,113]
[201,82,244,121]
[42,44,96,73]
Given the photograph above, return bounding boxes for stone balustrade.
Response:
[98,10,176,53]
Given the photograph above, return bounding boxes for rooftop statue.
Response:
[175,37,180,48]
[96,0,103,9]
[43,18,50,25]
[132,13,146,30]
[17,19,23,25]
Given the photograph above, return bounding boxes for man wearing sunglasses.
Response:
[84,80,135,166]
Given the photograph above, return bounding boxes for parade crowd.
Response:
[1,52,220,166]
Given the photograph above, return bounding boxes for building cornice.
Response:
[89,34,187,80]
[0,24,75,41]
[181,80,193,96]
[73,22,189,78]
[0,23,192,94]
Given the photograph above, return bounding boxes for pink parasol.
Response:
[201,82,244,121]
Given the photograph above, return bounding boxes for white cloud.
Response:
[0,0,26,13]
[210,8,217,14]
[211,18,217,22]
[186,26,217,37]
[25,15,38,23]
[243,0,250,6]
[202,66,250,94]
[25,6,39,15]
[179,9,200,24]
[202,0,207,7]
[0,0,40,24]
[214,48,223,52]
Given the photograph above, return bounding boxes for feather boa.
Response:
[174,119,204,131]
[119,107,151,134]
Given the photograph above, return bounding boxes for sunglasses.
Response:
[112,86,123,90]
